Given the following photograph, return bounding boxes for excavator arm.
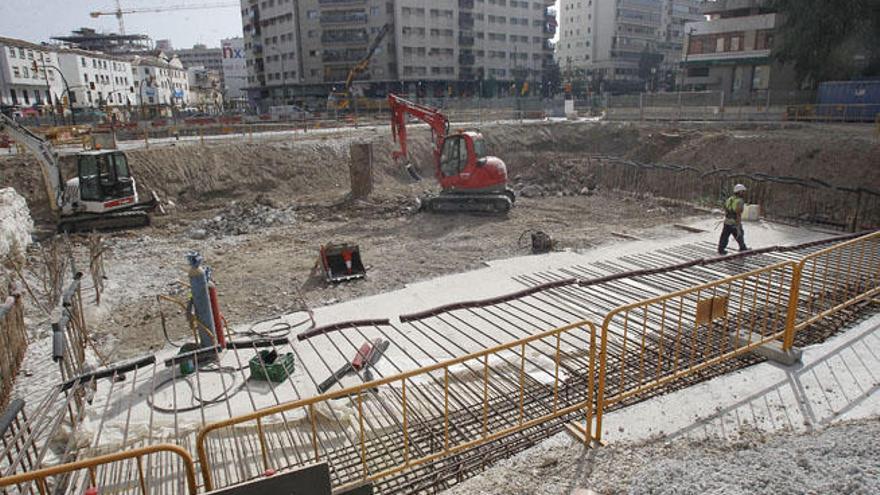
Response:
[344,23,391,94]
[0,113,64,213]
[387,94,450,165]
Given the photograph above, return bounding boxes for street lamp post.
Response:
[35,58,75,125]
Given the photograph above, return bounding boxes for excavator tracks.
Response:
[422,189,516,214]
[58,210,151,233]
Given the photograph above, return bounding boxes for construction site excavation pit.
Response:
[1,119,878,494]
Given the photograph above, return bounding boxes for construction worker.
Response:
[718,184,749,255]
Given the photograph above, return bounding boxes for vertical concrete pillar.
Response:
[349,142,374,199]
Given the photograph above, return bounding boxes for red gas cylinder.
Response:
[207,281,225,347]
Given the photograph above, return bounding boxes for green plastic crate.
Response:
[249,351,295,383]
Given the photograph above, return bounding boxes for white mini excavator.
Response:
[1,113,158,232]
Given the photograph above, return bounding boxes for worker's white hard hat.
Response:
[734,184,747,193]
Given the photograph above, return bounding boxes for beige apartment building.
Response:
[239,0,556,106]
[681,0,797,95]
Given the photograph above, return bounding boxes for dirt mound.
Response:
[2,122,877,227]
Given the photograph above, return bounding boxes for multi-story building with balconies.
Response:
[0,37,66,112]
[239,0,557,106]
[681,0,796,94]
[556,0,702,91]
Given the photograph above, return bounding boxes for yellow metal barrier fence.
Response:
[0,444,198,495]
[784,231,880,349]
[197,321,597,491]
[593,261,798,440]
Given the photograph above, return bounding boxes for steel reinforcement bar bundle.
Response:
[0,231,878,495]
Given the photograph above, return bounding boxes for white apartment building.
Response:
[131,55,190,114]
[221,37,248,103]
[556,0,702,90]
[0,37,66,110]
[240,0,556,104]
[56,49,135,109]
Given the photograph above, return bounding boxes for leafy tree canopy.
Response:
[770,0,880,83]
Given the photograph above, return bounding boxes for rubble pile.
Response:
[187,200,296,239]
[512,158,598,198]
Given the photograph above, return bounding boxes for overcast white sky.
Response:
[0,0,560,49]
[0,0,242,49]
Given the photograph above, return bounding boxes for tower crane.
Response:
[90,1,239,35]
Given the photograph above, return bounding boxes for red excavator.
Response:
[388,94,515,213]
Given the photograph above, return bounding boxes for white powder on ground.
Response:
[0,187,33,264]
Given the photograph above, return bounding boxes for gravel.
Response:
[443,419,880,495]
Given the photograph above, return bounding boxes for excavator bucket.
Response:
[320,243,366,283]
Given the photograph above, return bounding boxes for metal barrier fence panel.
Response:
[0,443,198,495]
[785,231,880,349]
[593,261,798,440]
[197,321,597,492]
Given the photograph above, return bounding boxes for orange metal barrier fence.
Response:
[196,321,597,491]
[0,444,198,495]
[784,231,880,349]
[2,233,879,493]
[592,261,798,440]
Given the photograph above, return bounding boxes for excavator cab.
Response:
[73,150,138,212]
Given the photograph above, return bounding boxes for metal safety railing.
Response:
[0,444,198,495]
[3,233,879,494]
[591,261,798,440]
[196,320,597,492]
[784,231,880,349]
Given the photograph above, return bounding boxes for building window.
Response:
[10,89,17,104]
[755,30,773,50]
[12,67,20,78]
[8,47,15,58]
[752,65,770,90]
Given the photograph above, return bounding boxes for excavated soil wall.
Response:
[1,122,878,227]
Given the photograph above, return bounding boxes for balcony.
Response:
[320,12,368,25]
[459,14,474,29]
[701,0,766,15]
[322,48,367,63]
[321,30,369,44]
[459,51,475,65]
[318,0,367,4]
[459,0,474,9]
[542,40,555,51]
[459,33,475,46]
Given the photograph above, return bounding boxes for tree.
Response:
[770,0,880,84]
[541,60,562,97]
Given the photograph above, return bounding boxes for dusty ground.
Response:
[442,419,880,495]
[2,119,878,360]
[69,191,701,359]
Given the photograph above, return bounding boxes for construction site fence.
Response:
[786,231,880,348]
[0,443,198,495]
[195,321,597,491]
[2,232,878,494]
[585,155,880,230]
[603,90,879,123]
[0,285,27,410]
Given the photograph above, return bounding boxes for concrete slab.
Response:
[257,218,831,331]
[597,312,880,443]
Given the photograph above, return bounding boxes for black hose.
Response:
[146,366,246,414]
